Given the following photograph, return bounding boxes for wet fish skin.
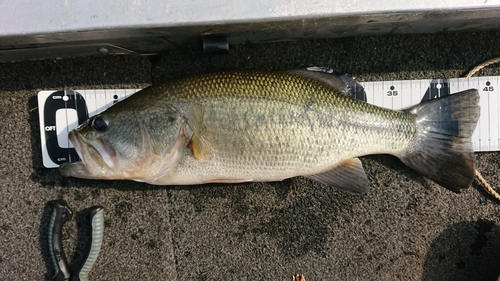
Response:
[60,70,480,194]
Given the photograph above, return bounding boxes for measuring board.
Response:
[38,89,141,168]
[38,76,499,168]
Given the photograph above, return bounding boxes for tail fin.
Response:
[400,89,480,193]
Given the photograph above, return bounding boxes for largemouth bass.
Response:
[60,69,480,194]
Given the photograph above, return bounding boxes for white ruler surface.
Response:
[38,76,499,168]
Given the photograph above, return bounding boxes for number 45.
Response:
[483,86,494,91]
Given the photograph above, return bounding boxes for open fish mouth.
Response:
[59,131,116,178]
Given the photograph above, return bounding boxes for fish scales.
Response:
[146,71,415,184]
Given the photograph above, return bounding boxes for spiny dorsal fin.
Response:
[305,158,369,195]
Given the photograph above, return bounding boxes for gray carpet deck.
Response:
[1,31,500,281]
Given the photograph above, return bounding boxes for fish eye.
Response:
[167,116,177,123]
[92,116,108,131]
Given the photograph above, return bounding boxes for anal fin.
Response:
[305,158,369,195]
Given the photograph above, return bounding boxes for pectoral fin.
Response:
[186,103,209,160]
[188,134,208,160]
[305,158,369,195]
[187,103,204,133]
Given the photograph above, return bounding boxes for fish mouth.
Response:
[59,131,117,179]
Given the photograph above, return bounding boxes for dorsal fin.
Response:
[287,67,367,102]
